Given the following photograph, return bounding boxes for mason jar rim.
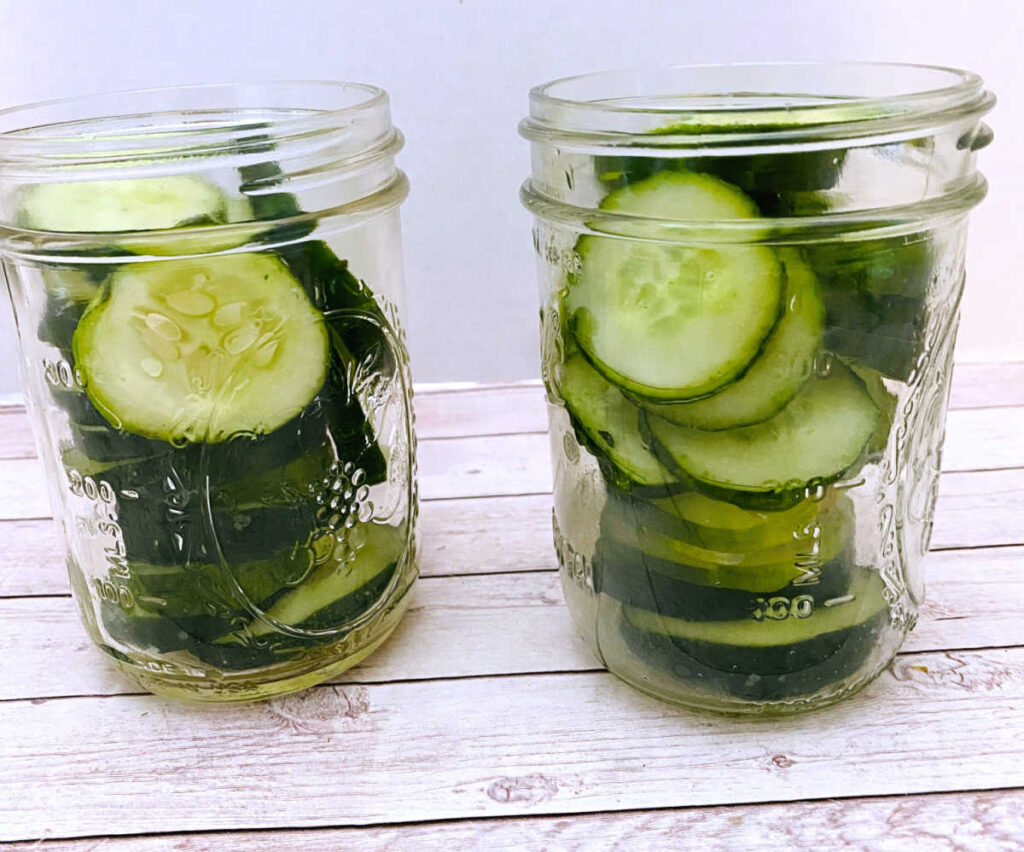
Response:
[0,80,408,260]
[0,80,390,167]
[521,61,994,149]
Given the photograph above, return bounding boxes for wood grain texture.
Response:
[3,360,1020,453]
[417,432,552,499]
[0,494,560,598]
[2,467,1022,599]
[942,406,1024,472]
[0,572,590,701]
[948,361,1024,410]
[2,402,1024,521]
[12,788,1023,851]
[6,460,1024,603]
[2,380,1023,472]
[1,374,1022,847]
[0,409,39,460]
[931,468,1024,551]
[3,646,1024,841]
[414,384,546,439]
[2,546,1022,702]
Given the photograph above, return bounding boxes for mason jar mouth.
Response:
[0,81,407,258]
[0,81,394,173]
[520,62,995,150]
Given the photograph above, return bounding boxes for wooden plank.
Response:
[0,494,558,598]
[2,546,1021,703]
[418,432,552,500]
[0,410,39,460]
[411,364,1024,426]
[0,433,557,519]
[3,398,1024,521]
[0,457,53,519]
[414,384,546,439]
[3,646,1024,841]
[932,468,1024,551]
[909,546,1024,653]
[942,406,1024,473]
[3,361,1019,454]
[13,787,1023,851]
[0,519,68,596]
[949,361,1024,410]
[2,466,1023,599]
[0,572,590,702]
[420,365,1024,412]
[417,494,555,578]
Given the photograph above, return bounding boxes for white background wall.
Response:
[0,0,1020,393]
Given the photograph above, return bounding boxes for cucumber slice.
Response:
[598,150,848,219]
[650,489,822,532]
[806,233,934,299]
[623,566,886,650]
[615,488,831,553]
[37,266,107,349]
[598,547,853,622]
[73,253,329,443]
[241,521,405,637]
[807,234,933,381]
[569,171,782,400]
[649,361,878,494]
[645,249,824,429]
[19,176,226,234]
[598,495,852,592]
[616,574,889,699]
[559,352,673,488]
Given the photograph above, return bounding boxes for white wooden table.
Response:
[2,364,1024,850]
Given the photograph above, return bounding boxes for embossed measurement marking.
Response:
[67,467,135,609]
[751,595,814,621]
[552,512,593,593]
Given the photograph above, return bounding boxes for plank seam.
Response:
[2,783,1022,846]
[5,641,1024,706]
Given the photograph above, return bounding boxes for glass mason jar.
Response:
[0,82,417,701]
[520,63,994,714]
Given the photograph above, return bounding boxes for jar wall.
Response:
[0,83,417,701]
[523,63,992,713]
[538,216,969,713]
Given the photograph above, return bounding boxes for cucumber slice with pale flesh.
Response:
[615,567,890,697]
[623,565,886,648]
[649,361,878,494]
[644,249,824,429]
[559,352,672,487]
[614,487,833,553]
[19,176,226,233]
[233,521,406,638]
[569,171,782,400]
[73,253,328,443]
[599,548,853,622]
[599,495,852,592]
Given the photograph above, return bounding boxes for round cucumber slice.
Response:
[559,352,673,488]
[73,253,328,443]
[19,176,226,233]
[601,494,851,592]
[638,489,834,553]
[623,566,887,649]
[646,249,824,429]
[649,361,879,494]
[650,489,822,532]
[569,171,782,401]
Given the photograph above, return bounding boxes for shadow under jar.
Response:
[520,63,994,714]
[0,82,418,701]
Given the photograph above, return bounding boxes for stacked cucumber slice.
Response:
[29,172,406,672]
[555,161,911,702]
